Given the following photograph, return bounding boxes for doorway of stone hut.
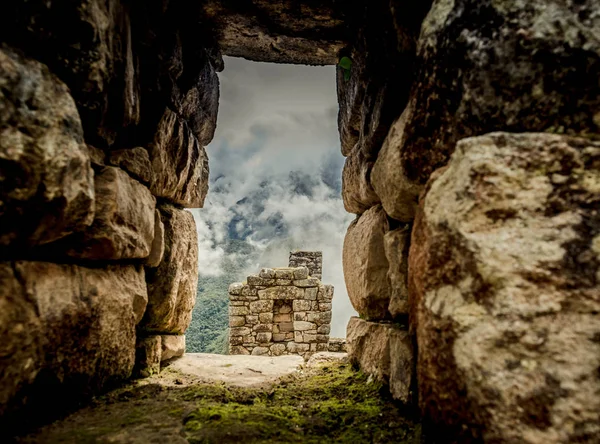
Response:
[186,57,356,355]
[273,301,294,343]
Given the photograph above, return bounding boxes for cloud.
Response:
[189,56,356,338]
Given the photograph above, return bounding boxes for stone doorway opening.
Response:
[273,301,294,342]
[187,57,355,355]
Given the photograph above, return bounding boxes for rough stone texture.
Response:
[327,338,347,353]
[409,133,600,442]
[202,1,347,65]
[385,226,411,318]
[145,210,165,268]
[108,147,152,184]
[0,45,94,251]
[134,336,162,378]
[61,166,156,260]
[160,335,185,362]
[336,2,431,158]
[142,205,198,334]
[343,205,391,320]
[289,251,323,279]
[371,106,424,222]
[374,0,600,220]
[342,144,381,214]
[346,317,413,403]
[148,109,210,208]
[0,261,145,418]
[229,252,333,359]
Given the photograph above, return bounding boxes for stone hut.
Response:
[228,251,334,359]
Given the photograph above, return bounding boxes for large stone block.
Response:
[62,166,156,260]
[0,262,145,418]
[0,45,94,250]
[384,226,411,318]
[409,133,600,442]
[342,205,391,320]
[346,317,413,403]
[145,209,165,268]
[148,109,209,208]
[142,205,198,334]
[342,144,380,214]
[108,147,152,185]
[336,2,430,158]
[0,0,139,147]
[374,0,600,221]
[160,335,185,362]
[134,336,161,378]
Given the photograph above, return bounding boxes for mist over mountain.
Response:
[187,57,356,352]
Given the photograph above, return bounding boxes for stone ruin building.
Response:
[1,0,598,442]
[228,251,344,358]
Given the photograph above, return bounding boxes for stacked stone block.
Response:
[288,251,323,280]
[229,260,334,359]
[0,1,217,425]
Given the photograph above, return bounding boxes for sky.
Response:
[189,56,356,337]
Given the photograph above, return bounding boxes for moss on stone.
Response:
[18,363,420,443]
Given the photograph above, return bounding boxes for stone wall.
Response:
[1,0,599,440]
[340,0,600,442]
[228,252,335,359]
[288,251,323,280]
[0,0,218,426]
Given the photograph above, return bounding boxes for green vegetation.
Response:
[183,362,421,443]
[187,240,258,354]
[339,56,353,81]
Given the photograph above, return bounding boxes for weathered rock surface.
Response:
[149,109,210,208]
[202,0,347,65]
[0,45,94,250]
[145,210,165,268]
[409,133,600,442]
[142,205,198,334]
[134,336,162,378]
[346,317,413,403]
[0,262,145,418]
[161,335,185,362]
[336,2,431,157]
[343,206,391,320]
[371,104,423,222]
[108,147,152,184]
[385,226,411,318]
[376,0,600,217]
[63,166,156,260]
[342,145,380,214]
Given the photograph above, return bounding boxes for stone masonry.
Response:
[229,252,333,359]
[288,251,323,280]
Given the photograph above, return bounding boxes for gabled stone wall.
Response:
[228,252,334,359]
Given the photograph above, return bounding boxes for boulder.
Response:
[108,148,152,184]
[342,144,380,214]
[63,166,156,260]
[134,336,162,378]
[145,210,165,268]
[142,205,198,334]
[346,317,413,403]
[0,0,140,147]
[148,109,210,208]
[201,0,346,65]
[0,261,145,418]
[342,206,391,320]
[336,2,430,157]
[160,335,185,362]
[384,226,411,318]
[371,104,423,222]
[409,133,600,442]
[0,45,94,250]
[375,0,600,218]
